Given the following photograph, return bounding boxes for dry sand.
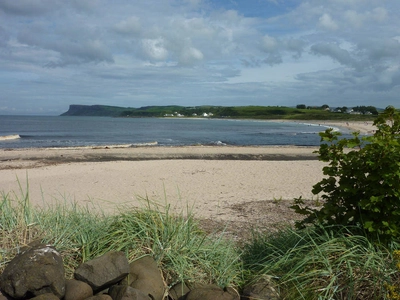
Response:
[0,121,375,234]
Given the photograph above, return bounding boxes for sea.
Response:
[0,115,349,149]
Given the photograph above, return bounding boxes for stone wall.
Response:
[0,241,278,300]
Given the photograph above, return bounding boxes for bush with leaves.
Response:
[292,106,400,241]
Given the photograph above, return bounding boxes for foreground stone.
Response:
[0,242,65,299]
[85,295,112,300]
[74,251,129,293]
[120,256,165,300]
[241,275,280,300]
[30,293,60,300]
[108,285,151,300]
[185,284,239,300]
[64,279,93,300]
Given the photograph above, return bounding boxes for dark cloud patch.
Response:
[113,16,141,35]
[259,35,305,66]
[263,53,283,66]
[0,26,9,47]
[44,40,114,67]
[285,38,305,58]
[240,57,261,67]
[311,43,363,70]
[296,65,400,93]
[16,23,114,67]
[0,0,59,16]
[357,38,400,61]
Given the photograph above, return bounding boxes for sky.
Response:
[0,0,400,115]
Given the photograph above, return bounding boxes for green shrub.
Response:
[292,106,400,241]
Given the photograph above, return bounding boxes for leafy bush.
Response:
[292,106,400,241]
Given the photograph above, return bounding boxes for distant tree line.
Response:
[352,106,379,115]
[296,104,330,110]
[296,104,378,115]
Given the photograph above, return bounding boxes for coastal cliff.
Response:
[60,105,128,117]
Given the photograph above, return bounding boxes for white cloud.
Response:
[141,38,168,61]
[371,7,388,22]
[261,35,278,52]
[319,13,339,31]
[344,7,388,28]
[344,10,364,28]
[113,16,141,35]
[179,47,204,65]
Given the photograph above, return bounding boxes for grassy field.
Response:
[1,184,400,299]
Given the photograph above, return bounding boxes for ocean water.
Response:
[0,115,346,149]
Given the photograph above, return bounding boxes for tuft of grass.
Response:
[0,190,242,288]
[242,225,400,299]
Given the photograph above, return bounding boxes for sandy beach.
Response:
[275,119,377,135]
[0,121,375,232]
[0,145,322,217]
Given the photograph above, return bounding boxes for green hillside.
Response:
[60,104,378,121]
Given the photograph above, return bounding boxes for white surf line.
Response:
[0,134,21,141]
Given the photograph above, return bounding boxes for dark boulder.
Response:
[108,285,151,300]
[185,284,239,300]
[168,282,190,300]
[241,276,279,300]
[74,251,129,293]
[64,279,93,300]
[30,293,60,300]
[0,242,65,299]
[121,256,165,300]
[85,295,113,300]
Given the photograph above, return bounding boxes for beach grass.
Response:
[242,225,400,299]
[1,187,400,299]
[0,186,243,289]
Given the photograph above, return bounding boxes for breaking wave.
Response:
[0,134,20,141]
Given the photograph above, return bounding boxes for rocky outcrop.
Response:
[0,241,279,300]
[0,242,65,299]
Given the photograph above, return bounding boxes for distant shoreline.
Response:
[0,145,321,171]
[268,119,376,135]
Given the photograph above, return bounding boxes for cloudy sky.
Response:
[0,0,399,115]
